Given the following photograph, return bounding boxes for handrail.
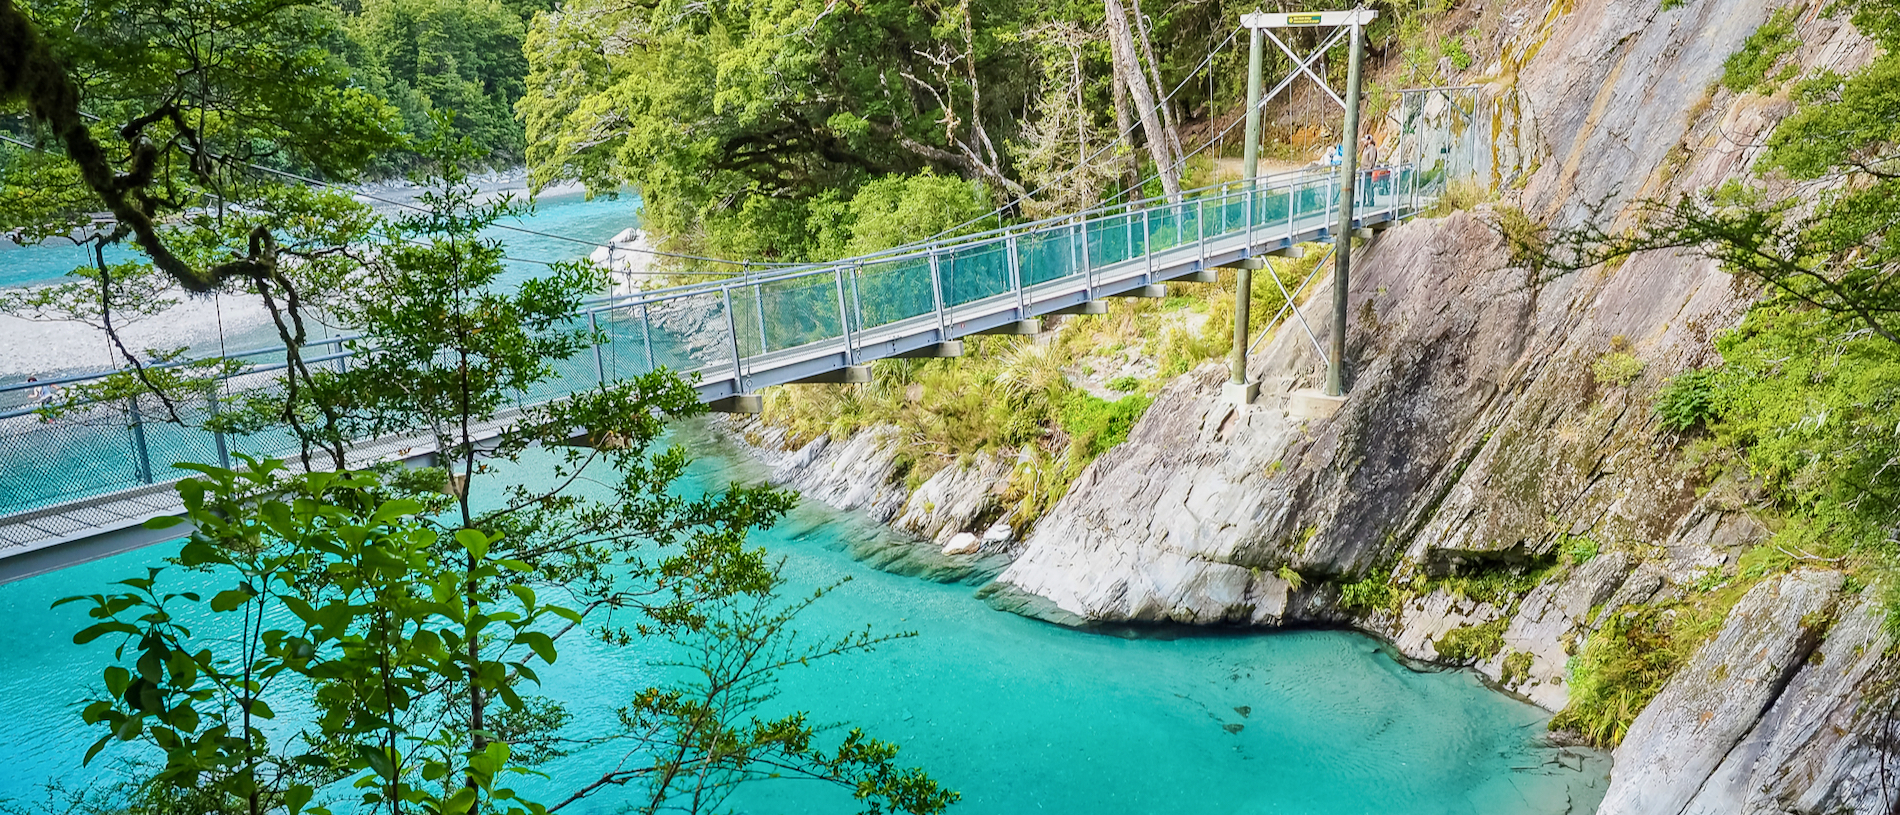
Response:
[0,92,1480,526]
[5,167,1397,404]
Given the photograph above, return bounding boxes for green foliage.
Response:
[1592,351,1646,388]
[809,172,995,259]
[1500,651,1535,686]
[1432,619,1507,662]
[0,0,405,293]
[1655,368,1721,432]
[1058,391,1153,459]
[1722,7,1802,94]
[1560,534,1602,566]
[1549,607,1687,746]
[1106,375,1142,392]
[64,461,564,814]
[1441,31,1474,71]
[1337,564,1401,613]
[341,0,537,165]
[518,0,1033,262]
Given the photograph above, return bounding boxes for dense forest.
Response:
[1,0,1484,265]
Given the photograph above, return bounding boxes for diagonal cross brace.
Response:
[1260,26,1349,112]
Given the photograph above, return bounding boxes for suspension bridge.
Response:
[0,11,1479,582]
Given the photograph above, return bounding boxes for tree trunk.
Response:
[1104,0,1181,201]
[1126,0,1187,169]
[1109,59,1141,200]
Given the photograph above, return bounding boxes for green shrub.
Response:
[1339,573,1398,612]
[1441,32,1474,70]
[1548,608,1685,746]
[1722,8,1801,94]
[1059,391,1153,458]
[1560,534,1601,566]
[1500,650,1535,686]
[1655,368,1719,432]
[1106,375,1141,392]
[1433,618,1507,662]
[1592,351,1646,388]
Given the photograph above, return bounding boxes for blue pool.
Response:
[0,427,1610,814]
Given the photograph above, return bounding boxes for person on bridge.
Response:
[1360,135,1384,202]
[24,377,61,421]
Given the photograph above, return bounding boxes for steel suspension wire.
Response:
[1105,23,1355,205]
[922,25,1245,241]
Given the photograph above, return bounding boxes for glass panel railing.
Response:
[943,240,1012,307]
[1015,226,1076,288]
[855,255,937,329]
[758,273,846,354]
[0,164,1458,522]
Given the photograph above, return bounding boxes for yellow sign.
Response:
[1288,13,1323,24]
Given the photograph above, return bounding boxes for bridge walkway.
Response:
[0,166,1431,580]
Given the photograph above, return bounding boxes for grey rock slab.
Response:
[1599,569,1844,815]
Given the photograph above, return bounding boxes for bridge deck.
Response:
[0,169,1431,581]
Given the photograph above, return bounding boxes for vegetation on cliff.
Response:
[1508,0,1900,748]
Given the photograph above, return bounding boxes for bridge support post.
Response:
[928,245,948,338]
[1328,16,1365,398]
[1226,19,1265,406]
[834,267,857,365]
[589,311,607,384]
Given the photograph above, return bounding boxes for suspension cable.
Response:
[922,25,1244,241]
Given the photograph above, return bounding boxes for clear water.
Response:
[0,429,1609,814]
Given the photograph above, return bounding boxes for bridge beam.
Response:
[974,319,1044,335]
[1114,285,1167,298]
[1268,245,1305,259]
[1168,270,1218,283]
[707,394,763,414]
[1217,257,1265,270]
[894,340,966,358]
[1049,301,1107,316]
[787,365,872,385]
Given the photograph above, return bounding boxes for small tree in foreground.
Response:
[46,128,956,815]
[61,460,957,815]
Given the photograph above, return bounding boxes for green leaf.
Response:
[74,621,138,645]
[285,784,314,815]
[143,515,186,530]
[210,588,254,613]
[515,631,557,665]
[358,744,398,780]
[444,787,479,815]
[455,528,491,561]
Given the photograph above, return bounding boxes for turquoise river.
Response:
[0,429,1610,814]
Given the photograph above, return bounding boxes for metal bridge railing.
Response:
[0,163,1450,521]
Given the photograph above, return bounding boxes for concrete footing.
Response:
[895,341,965,358]
[973,320,1042,336]
[1267,245,1305,258]
[1287,389,1346,419]
[707,394,763,414]
[1170,270,1218,283]
[1222,379,1261,407]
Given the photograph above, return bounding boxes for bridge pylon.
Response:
[1234,7,1378,404]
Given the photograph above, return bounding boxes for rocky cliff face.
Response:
[727,0,1899,808]
[975,0,1897,809]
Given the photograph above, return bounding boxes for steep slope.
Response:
[978,0,1897,809]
